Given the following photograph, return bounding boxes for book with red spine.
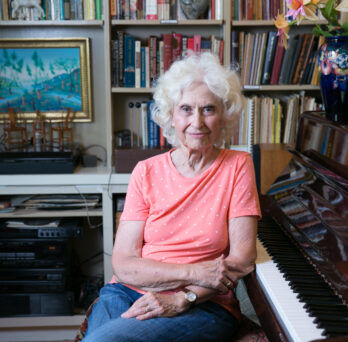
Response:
[270,38,285,85]
[162,33,173,72]
[172,32,183,61]
[193,34,201,55]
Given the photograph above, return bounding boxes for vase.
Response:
[318,36,348,125]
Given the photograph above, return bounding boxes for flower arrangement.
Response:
[274,0,348,47]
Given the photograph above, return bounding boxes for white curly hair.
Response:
[151,52,244,147]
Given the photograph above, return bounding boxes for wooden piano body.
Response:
[246,112,348,342]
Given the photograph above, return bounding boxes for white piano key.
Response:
[256,259,326,342]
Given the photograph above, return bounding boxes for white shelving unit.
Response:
[0,167,130,341]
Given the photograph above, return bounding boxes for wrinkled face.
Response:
[172,82,223,151]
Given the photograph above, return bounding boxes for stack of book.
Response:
[232,31,324,86]
[230,95,323,146]
[110,0,222,20]
[231,0,325,21]
[0,0,102,20]
[111,31,224,88]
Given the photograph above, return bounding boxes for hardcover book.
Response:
[124,35,135,87]
[261,31,277,85]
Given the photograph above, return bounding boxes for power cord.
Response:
[74,186,103,229]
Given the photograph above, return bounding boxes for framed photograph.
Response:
[0,38,92,122]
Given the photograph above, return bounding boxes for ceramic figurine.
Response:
[11,0,45,20]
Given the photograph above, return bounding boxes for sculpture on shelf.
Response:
[11,0,45,20]
[180,0,209,19]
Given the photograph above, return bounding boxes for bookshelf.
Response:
[107,1,234,168]
[230,18,324,148]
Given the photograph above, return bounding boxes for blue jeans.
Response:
[82,283,239,342]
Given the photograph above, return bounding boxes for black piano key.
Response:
[316,323,348,334]
[258,216,348,338]
[304,303,348,312]
[313,313,348,322]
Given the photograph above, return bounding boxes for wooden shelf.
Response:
[0,207,103,218]
[111,19,224,26]
[231,19,327,26]
[243,85,320,91]
[0,20,103,26]
[111,87,152,93]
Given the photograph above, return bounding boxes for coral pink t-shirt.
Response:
[111,148,261,319]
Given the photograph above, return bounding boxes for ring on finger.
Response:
[226,281,232,287]
[145,306,150,313]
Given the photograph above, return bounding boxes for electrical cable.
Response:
[74,186,103,229]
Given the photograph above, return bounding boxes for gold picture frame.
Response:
[0,38,92,123]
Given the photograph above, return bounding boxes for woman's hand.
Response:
[189,255,254,292]
[121,291,189,321]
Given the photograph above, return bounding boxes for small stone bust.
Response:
[180,0,209,19]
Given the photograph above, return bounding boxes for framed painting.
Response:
[0,38,92,122]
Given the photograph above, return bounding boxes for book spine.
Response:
[124,35,135,87]
[215,0,222,19]
[147,100,159,147]
[270,39,285,85]
[261,31,277,85]
[140,46,146,88]
[110,0,117,19]
[162,33,173,72]
[111,39,119,87]
[219,39,224,65]
[64,0,71,19]
[149,36,157,87]
[193,34,201,55]
[159,40,164,76]
[146,0,157,19]
[145,46,150,88]
[135,40,141,88]
[95,0,102,19]
[117,31,124,87]
[141,101,148,147]
[181,36,187,57]
[129,0,137,19]
[59,0,64,19]
[172,33,183,61]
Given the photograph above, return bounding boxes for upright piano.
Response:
[246,111,348,342]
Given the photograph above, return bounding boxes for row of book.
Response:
[232,0,286,21]
[124,94,323,150]
[111,31,224,88]
[232,94,323,146]
[0,0,102,20]
[115,100,167,148]
[231,0,325,21]
[110,0,222,20]
[232,31,324,86]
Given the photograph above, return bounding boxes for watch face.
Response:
[185,291,196,303]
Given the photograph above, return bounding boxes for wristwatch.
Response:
[182,288,197,306]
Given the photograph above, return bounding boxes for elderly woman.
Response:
[82,52,261,342]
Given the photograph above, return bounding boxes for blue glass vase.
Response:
[318,35,348,125]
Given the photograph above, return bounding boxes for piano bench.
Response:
[74,297,269,342]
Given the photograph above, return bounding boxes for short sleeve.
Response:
[228,154,261,220]
[120,162,149,221]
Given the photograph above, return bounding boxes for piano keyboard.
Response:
[256,216,348,341]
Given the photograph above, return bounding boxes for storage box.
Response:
[114,148,170,173]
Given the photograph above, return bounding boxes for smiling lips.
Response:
[187,131,210,137]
